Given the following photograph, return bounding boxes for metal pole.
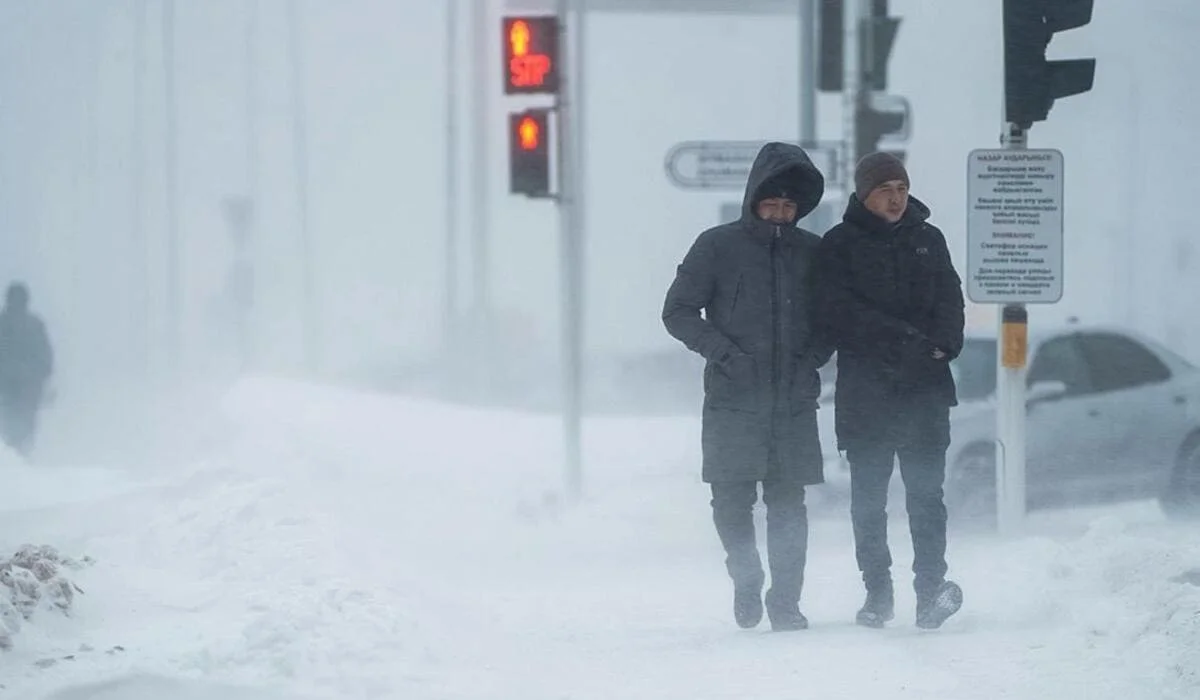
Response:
[556,0,584,502]
[841,0,860,211]
[132,0,149,377]
[444,0,461,371]
[163,0,181,379]
[246,0,259,204]
[798,0,817,144]
[286,0,318,374]
[995,122,1028,536]
[243,0,259,370]
[470,0,492,394]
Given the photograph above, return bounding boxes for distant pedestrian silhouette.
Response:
[0,282,54,457]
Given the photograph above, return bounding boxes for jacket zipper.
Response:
[770,225,783,453]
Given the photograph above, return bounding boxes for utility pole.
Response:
[132,0,149,377]
[245,0,259,205]
[242,0,260,370]
[470,0,493,397]
[444,0,462,378]
[286,0,318,374]
[163,0,181,379]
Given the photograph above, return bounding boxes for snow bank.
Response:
[5,375,1198,700]
[0,545,91,651]
[959,516,1200,699]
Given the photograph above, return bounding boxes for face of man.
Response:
[756,197,798,225]
[862,179,909,224]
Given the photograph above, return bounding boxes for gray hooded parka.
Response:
[662,142,833,483]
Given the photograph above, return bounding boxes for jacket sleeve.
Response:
[816,231,927,358]
[662,233,739,363]
[805,266,837,367]
[34,319,53,381]
[926,228,966,360]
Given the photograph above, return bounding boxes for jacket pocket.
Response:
[705,357,759,412]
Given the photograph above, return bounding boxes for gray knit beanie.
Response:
[854,152,909,201]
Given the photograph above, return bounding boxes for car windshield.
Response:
[950,338,998,401]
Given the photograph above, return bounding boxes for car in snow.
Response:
[815,324,1200,524]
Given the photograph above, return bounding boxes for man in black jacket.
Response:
[817,153,965,630]
[663,142,832,632]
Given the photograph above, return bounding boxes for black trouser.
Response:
[0,388,41,457]
[710,478,808,605]
[847,402,950,599]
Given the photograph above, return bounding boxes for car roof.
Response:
[964,322,1198,368]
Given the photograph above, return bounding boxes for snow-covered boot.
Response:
[856,580,895,628]
[915,580,963,629]
[733,582,763,629]
[765,589,809,632]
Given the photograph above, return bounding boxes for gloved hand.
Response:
[719,351,757,383]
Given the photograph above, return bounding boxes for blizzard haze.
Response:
[1,1,1199,699]
[1,0,1198,388]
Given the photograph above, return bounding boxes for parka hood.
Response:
[740,142,826,225]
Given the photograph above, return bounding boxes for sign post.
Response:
[966,145,1064,535]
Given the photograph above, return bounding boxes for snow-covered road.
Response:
[2,378,1198,699]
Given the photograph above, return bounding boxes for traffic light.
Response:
[502,16,559,95]
[855,93,909,163]
[1003,0,1096,128]
[818,0,899,92]
[817,0,843,92]
[509,110,551,197]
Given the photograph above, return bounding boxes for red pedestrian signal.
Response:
[503,16,558,95]
[509,110,551,197]
[518,116,541,151]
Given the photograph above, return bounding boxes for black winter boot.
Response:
[733,582,763,629]
[856,580,895,628]
[765,588,809,632]
[916,580,963,629]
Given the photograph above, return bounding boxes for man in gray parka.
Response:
[663,142,832,631]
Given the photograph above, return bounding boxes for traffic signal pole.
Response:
[840,0,860,212]
[502,8,582,501]
[555,0,585,502]
[471,0,493,395]
[798,0,817,144]
[993,0,1095,536]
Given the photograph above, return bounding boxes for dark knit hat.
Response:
[854,152,909,200]
[753,173,799,205]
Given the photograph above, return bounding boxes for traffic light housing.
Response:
[1003,0,1096,128]
[818,0,899,92]
[855,95,908,163]
[509,110,551,197]
[502,16,559,95]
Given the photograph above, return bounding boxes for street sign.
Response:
[665,141,843,191]
[966,148,1064,304]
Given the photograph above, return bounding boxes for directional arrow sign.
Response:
[664,141,842,192]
